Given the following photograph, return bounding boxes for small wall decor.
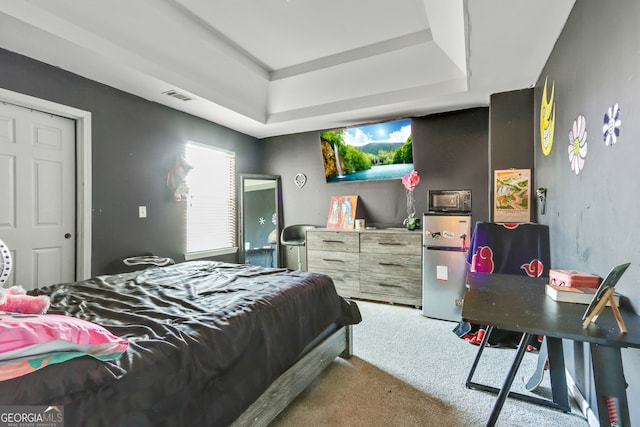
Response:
[602,103,621,146]
[568,114,588,175]
[493,169,531,223]
[540,77,556,156]
[327,195,358,229]
[166,154,193,201]
[294,173,307,188]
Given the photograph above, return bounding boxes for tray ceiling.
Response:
[0,0,575,138]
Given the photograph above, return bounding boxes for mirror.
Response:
[239,174,282,267]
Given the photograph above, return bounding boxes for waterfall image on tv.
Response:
[320,118,413,183]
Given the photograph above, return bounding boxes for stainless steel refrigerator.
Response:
[422,213,472,321]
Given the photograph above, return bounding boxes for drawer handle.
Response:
[379,262,401,267]
[323,258,345,263]
[377,283,401,288]
[378,242,402,246]
[322,239,345,244]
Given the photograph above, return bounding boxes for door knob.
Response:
[64,233,72,239]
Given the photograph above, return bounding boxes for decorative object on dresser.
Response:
[401,170,420,230]
[307,229,422,306]
[326,195,358,229]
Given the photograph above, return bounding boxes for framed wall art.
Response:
[493,169,531,223]
[327,195,358,229]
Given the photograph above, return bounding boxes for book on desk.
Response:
[545,283,620,306]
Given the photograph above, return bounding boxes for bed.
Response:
[0,260,361,426]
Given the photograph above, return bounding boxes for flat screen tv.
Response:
[319,118,413,183]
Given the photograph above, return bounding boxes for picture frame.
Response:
[582,262,631,332]
[493,169,531,223]
[327,195,358,229]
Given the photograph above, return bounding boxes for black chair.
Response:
[280,225,316,270]
[462,222,552,397]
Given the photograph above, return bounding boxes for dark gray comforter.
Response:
[1,261,360,426]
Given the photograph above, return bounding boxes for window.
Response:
[184,142,236,259]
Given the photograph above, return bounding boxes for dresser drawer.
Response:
[360,274,421,299]
[307,231,359,252]
[308,249,359,272]
[323,271,360,297]
[307,249,359,297]
[359,253,421,298]
[360,232,421,255]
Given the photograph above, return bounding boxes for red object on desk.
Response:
[549,269,601,288]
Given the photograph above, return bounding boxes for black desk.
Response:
[463,272,640,427]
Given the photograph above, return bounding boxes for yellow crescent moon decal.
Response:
[540,77,555,156]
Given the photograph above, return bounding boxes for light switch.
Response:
[138,206,147,218]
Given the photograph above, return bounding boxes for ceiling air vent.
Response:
[162,90,194,101]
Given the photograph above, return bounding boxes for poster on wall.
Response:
[327,195,358,229]
[493,169,531,223]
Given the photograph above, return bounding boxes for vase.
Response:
[406,189,415,218]
[405,189,418,230]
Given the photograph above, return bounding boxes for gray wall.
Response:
[534,0,640,420]
[490,89,535,222]
[413,108,491,223]
[0,48,262,275]
[261,108,490,268]
[262,109,490,227]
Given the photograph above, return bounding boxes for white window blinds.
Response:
[185,142,236,257]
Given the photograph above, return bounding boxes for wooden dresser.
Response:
[306,228,422,306]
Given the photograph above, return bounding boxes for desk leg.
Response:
[546,337,570,411]
[465,326,494,387]
[486,332,531,427]
[590,344,630,426]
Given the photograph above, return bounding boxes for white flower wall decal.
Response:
[568,115,588,175]
[602,103,621,146]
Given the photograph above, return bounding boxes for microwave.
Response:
[428,189,471,213]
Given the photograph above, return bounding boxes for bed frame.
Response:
[232,324,353,426]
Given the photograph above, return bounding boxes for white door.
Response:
[0,102,76,290]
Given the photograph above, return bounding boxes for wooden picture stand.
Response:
[582,287,627,333]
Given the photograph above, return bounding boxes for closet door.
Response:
[0,102,75,289]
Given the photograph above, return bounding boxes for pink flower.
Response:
[402,170,420,191]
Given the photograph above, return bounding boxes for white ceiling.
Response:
[0,0,575,139]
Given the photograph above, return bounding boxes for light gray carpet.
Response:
[271,300,589,427]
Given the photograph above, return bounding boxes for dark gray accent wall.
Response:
[261,108,490,268]
[490,89,535,222]
[534,0,640,420]
[413,108,490,223]
[0,48,262,275]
